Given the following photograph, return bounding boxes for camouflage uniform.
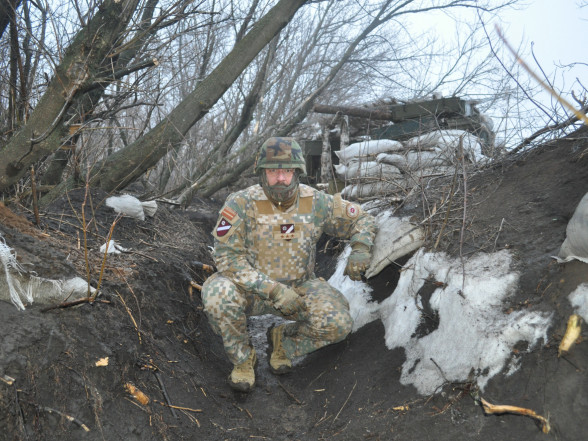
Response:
[202,183,376,365]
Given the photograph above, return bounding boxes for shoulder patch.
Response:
[212,208,242,242]
[221,206,237,221]
[346,203,360,219]
[215,217,233,237]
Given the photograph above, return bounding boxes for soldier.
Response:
[202,136,376,392]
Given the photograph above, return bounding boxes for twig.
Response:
[154,371,178,419]
[434,164,459,249]
[154,400,202,413]
[93,214,122,301]
[277,380,302,405]
[333,379,357,423]
[12,382,29,440]
[40,297,111,312]
[510,106,588,154]
[81,180,91,298]
[30,167,40,226]
[480,397,550,434]
[38,406,91,432]
[1,374,15,385]
[493,218,505,251]
[457,135,468,295]
[116,290,142,343]
[496,25,588,126]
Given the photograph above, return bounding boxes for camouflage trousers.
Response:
[201,272,353,365]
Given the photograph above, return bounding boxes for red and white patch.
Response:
[346,203,359,219]
[280,223,295,240]
[221,206,237,221]
[281,224,295,234]
[216,218,232,237]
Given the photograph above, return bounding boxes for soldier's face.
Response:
[265,168,294,186]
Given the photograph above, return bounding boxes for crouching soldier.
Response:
[201,136,376,392]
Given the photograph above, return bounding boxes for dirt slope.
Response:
[0,126,587,441]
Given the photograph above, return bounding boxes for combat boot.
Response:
[228,348,257,392]
[268,325,292,374]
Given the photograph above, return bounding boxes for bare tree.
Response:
[35,0,308,205]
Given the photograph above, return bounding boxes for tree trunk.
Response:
[39,0,308,206]
[0,0,21,39]
[0,0,142,192]
[42,0,161,186]
[176,36,277,207]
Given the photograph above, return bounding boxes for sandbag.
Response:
[403,130,488,165]
[341,181,403,199]
[365,212,425,278]
[335,160,402,180]
[376,153,408,169]
[556,192,588,263]
[405,150,451,170]
[335,139,404,164]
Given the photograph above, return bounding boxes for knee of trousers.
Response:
[201,272,247,333]
[308,306,353,344]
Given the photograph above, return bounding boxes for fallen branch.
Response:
[38,406,91,432]
[480,397,550,434]
[154,371,178,419]
[41,297,111,312]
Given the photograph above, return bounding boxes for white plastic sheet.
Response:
[556,192,588,263]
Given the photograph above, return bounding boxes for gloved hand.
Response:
[269,283,307,316]
[344,243,371,281]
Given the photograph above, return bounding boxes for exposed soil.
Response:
[1,126,587,441]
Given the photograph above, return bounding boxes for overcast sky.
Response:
[496,0,587,91]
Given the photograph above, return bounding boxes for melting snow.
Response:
[330,246,553,395]
[569,283,588,322]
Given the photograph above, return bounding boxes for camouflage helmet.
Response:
[254,137,306,175]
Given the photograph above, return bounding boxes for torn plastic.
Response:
[0,235,95,310]
[100,240,128,254]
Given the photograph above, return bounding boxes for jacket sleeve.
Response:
[210,194,276,299]
[321,192,377,249]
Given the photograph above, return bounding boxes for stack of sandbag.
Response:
[334,140,405,199]
[335,130,488,200]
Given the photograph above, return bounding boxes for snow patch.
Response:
[329,242,553,396]
[569,283,588,322]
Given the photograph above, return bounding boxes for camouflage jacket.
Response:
[211,184,376,299]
